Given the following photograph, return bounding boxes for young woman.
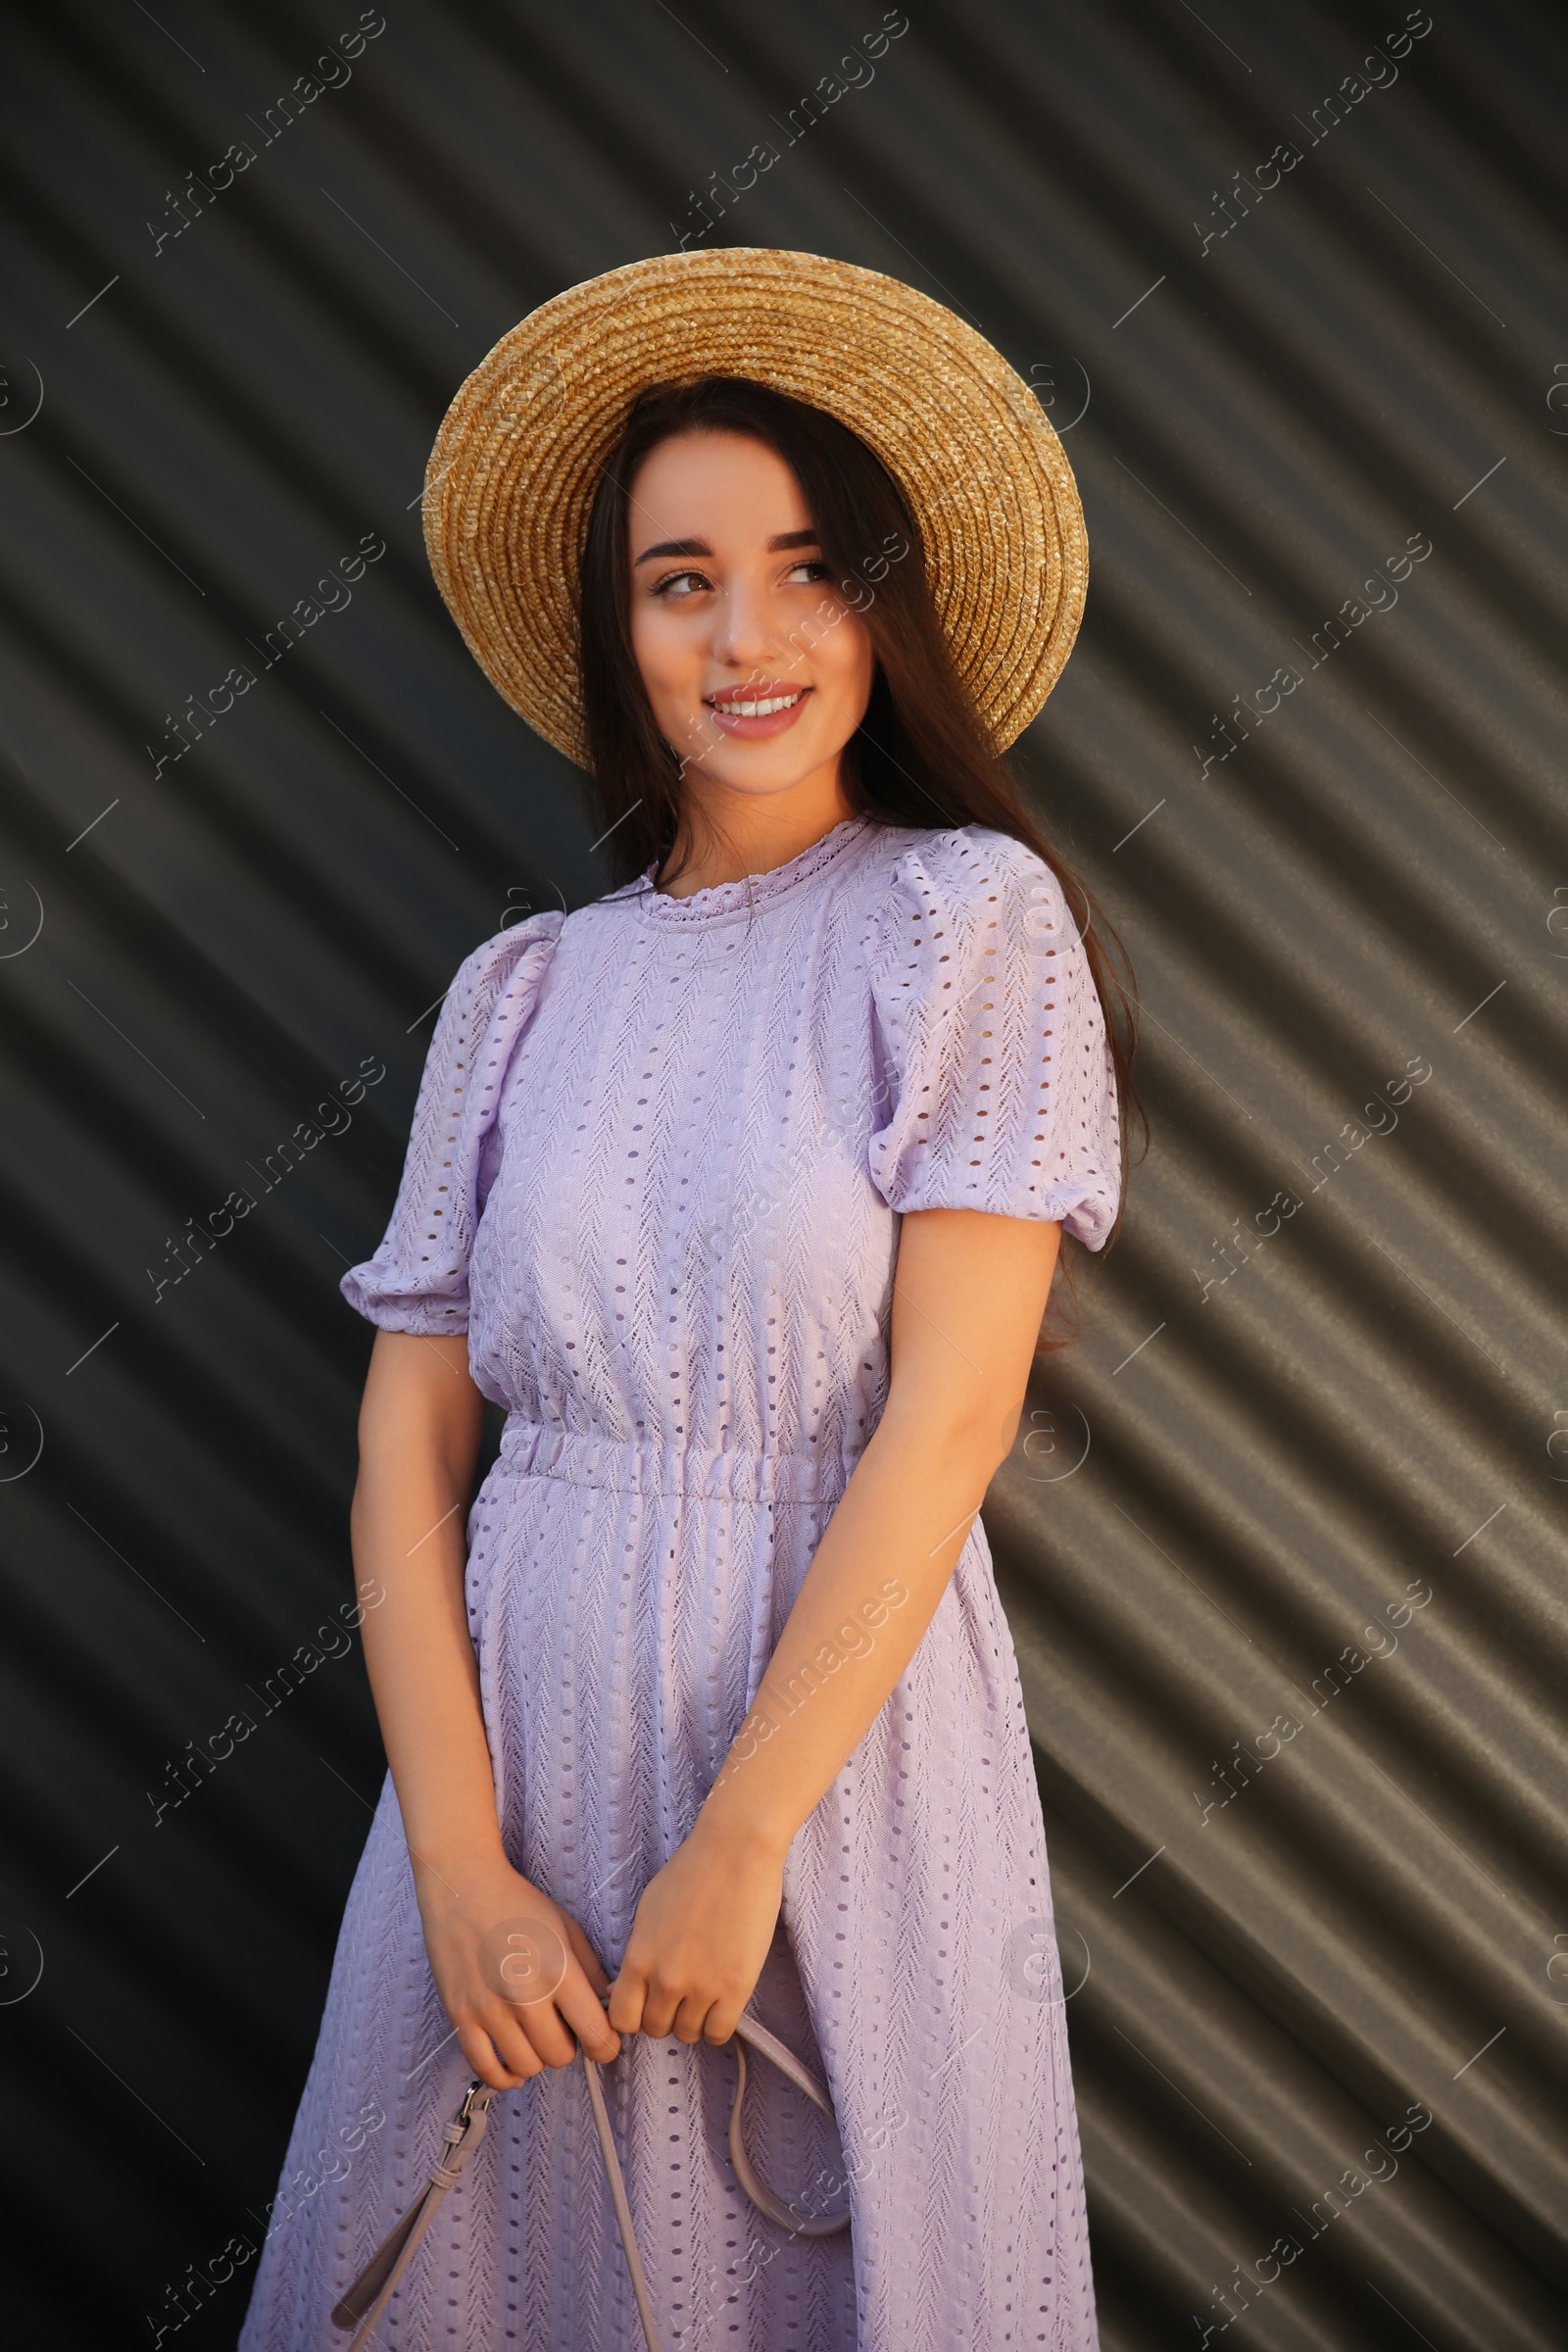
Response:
[240,250,1129,2352]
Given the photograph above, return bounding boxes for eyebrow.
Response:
[631,527,821,566]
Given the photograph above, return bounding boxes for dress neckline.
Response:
[633,816,874,924]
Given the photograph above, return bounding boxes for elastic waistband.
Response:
[493,1416,857,1503]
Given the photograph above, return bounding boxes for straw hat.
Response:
[423,247,1087,765]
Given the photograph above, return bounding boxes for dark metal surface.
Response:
[1,2,1564,2345]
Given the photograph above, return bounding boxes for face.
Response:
[625,430,875,807]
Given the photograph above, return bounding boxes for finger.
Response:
[638,1983,679,2040]
[557,1968,620,2063]
[477,1998,560,2078]
[606,1970,646,2037]
[702,1998,743,2047]
[671,1992,712,2046]
[509,1998,580,2072]
[458,2021,534,2090]
[485,2010,552,2081]
[563,1913,612,1995]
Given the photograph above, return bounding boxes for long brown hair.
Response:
[576,376,1140,1261]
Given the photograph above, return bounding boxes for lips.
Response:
[702,682,811,740]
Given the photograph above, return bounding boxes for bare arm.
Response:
[354,1330,618,2085]
[353,1331,491,1869]
[607,1205,1062,2043]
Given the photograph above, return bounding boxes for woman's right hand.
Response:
[415,1850,621,2090]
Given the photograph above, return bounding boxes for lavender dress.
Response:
[238,817,1118,2351]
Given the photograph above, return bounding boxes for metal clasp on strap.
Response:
[454,2079,489,2130]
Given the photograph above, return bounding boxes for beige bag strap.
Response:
[331,2078,498,2350]
[331,2004,851,2352]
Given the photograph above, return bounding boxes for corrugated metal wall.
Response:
[1,1,1564,2344]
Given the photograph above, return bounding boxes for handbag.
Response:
[331,2000,851,2352]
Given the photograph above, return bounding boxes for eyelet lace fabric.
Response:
[240,821,1116,2351]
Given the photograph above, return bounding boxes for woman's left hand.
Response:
[607,1816,786,2045]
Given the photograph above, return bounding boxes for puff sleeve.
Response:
[339,912,564,1333]
[866,828,1121,1248]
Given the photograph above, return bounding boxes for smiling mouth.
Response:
[705,686,807,717]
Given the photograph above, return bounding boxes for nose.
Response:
[711,575,793,678]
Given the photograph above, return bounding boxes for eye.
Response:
[651,567,713,599]
[783,559,830,585]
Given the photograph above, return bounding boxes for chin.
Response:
[718,768,828,805]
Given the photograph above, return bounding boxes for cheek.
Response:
[629,605,697,721]
[817,610,874,706]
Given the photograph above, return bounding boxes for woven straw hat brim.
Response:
[423,248,1087,765]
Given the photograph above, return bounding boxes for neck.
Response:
[657,763,857,899]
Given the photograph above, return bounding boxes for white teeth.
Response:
[710,691,803,717]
